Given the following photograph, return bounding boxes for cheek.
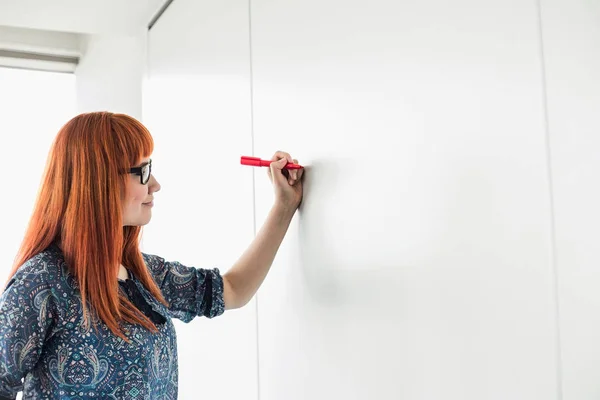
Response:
[132,187,147,203]
[125,183,148,205]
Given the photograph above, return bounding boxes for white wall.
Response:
[142,0,258,399]
[75,33,146,119]
[541,0,600,398]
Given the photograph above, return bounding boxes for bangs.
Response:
[111,114,154,168]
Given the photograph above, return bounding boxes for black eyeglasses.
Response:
[129,159,152,185]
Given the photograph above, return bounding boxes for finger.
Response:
[269,157,289,186]
[271,151,293,179]
[273,151,293,178]
[296,162,304,181]
[291,159,299,180]
[270,151,292,163]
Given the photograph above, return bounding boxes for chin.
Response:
[124,217,152,227]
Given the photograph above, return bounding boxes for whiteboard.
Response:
[250,0,559,399]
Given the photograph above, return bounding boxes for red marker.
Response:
[241,156,304,169]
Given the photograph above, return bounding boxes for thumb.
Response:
[269,158,289,185]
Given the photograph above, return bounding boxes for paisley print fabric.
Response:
[0,243,225,399]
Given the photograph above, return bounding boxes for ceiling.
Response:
[0,0,168,35]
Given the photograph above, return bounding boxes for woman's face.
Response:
[122,157,161,226]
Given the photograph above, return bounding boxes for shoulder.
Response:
[141,251,166,274]
[141,252,174,286]
[4,245,74,312]
[8,245,67,288]
[2,246,71,321]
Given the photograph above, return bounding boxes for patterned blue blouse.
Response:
[0,243,225,399]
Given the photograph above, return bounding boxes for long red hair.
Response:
[6,111,168,341]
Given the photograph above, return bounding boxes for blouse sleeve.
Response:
[0,264,58,400]
[142,253,225,322]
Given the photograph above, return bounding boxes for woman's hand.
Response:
[267,151,304,211]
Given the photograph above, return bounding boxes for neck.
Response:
[118,264,129,280]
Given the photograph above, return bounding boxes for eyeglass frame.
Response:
[129,159,152,185]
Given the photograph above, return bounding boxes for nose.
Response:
[149,174,161,193]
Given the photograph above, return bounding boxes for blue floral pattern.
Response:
[0,244,224,399]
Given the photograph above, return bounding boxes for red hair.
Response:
[6,111,167,341]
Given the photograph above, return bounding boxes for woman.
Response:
[0,112,303,400]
